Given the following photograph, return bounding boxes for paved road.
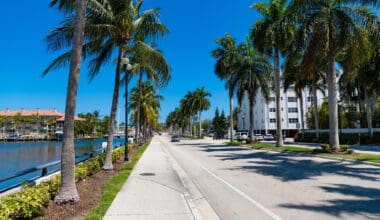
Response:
[158,136,380,220]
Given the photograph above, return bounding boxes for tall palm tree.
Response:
[251,0,294,147]
[180,92,197,136]
[44,0,168,170]
[211,33,242,142]
[234,40,272,139]
[125,42,170,144]
[290,0,378,149]
[191,87,211,137]
[283,51,307,134]
[47,0,86,204]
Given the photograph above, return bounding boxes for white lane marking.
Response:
[167,139,282,220]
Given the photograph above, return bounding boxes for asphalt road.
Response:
[157,136,380,220]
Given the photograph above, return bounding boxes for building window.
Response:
[270,118,276,123]
[269,108,276,112]
[269,97,275,102]
[288,108,298,113]
[289,118,299,123]
[307,96,314,102]
[288,97,297,102]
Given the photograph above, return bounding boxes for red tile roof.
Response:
[0,109,84,121]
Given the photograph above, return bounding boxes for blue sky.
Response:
[0,0,260,122]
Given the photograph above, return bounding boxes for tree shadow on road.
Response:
[279,184,380,218]
[214,149,380,182]
[184,143,380,218]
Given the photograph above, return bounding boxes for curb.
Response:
[160,140,220,220]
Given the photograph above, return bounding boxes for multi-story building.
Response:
[237,86,325,137]
[0,108,83,138]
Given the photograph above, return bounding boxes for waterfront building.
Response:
[0,109,84,138]
[237,86,325,137]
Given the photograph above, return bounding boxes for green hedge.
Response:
[0,146,129,220]
[295,132,380,145]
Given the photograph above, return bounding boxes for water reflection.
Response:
[0,138,125,191]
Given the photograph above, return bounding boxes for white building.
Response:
[237,86,325,136]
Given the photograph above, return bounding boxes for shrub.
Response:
[340,145,349,152]
[295,132,380,145]
[0,185,50,219]
[0,145,127,219]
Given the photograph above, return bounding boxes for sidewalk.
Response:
[104,140,196,220]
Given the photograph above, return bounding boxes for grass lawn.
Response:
[86,142,150,220]
[247,142,380,164]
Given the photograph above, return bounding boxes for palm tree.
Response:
[44,0,168,170]
[191,87,211,137]
[339,33,380,138]
[290,0,378,149]
[47,0,86,204]
[180,92,197,136]
[251,0,294,147]
[234,40,272,139]
[211,34,242,142]
[125,42,170,144]
[129,81,162,140]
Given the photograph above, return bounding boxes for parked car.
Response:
[128,135,135,144]
[235,132,249,141]
[253,134,264,141]
[263,134,275,141]
[171,135,180,142]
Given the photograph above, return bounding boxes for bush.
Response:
[0,185,50,219]
[295,132,380,145]
[340,145,349,152]
[0,145,127,219]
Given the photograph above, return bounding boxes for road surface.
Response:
[158,135,380,220]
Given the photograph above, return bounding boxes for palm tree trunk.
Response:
[199,110,202,137]
[299,91,305,133]
[274,50,283,147]
[189,117,192,136]
[136,74,142,144]
[364,87,374,139]
[312,85,320,140]
[124,69,130,161]
[229,94,234,142]
[327,60,340,149]
[55,0,85,204]
[249,98,254,139]
[103,47,123,170]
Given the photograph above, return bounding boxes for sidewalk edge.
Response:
[160,141,220,220]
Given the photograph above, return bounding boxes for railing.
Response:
[0,144,123,193]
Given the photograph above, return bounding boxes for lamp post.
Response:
[121,57,133,162]
[242,113,246,131]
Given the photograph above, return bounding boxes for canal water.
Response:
[0,138,125,192]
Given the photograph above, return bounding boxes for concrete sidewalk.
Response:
[104,140,196,220]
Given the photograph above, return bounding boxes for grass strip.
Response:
[245,142,380,164]
[86,142,150,220]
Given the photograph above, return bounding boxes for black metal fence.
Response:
[0,144,123,193]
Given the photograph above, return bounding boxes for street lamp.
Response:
[121,57,133,162]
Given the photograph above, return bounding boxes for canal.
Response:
[0,138,125,192]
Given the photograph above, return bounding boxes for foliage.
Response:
[212,108,228,138]
[295,132,380,145]
[0,146,127,219]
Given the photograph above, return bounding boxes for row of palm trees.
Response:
[212,0,379,148]
[166,87,211,137]
[45,0,170,203]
